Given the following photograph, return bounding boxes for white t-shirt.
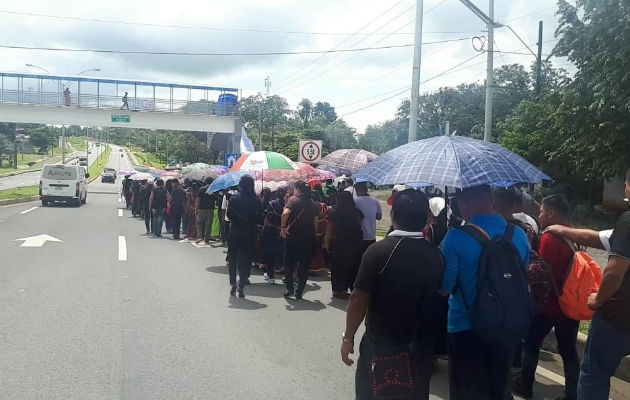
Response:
[599,229,613,252]
[345,186,356,197]
[354,195,382,241]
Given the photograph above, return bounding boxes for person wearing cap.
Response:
[341,189,444,399]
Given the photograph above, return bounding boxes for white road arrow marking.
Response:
[20,206,38,214]
[15,234,63,247]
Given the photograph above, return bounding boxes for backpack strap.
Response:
[504,223,515,241]
[459,224,491,244]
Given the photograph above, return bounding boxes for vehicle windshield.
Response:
[42,166,77,180]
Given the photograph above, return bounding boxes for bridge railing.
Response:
[0,72,240,117]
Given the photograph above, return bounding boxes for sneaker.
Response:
[510,376,533,399]
[332,291,349,299]
[243,279,251,286]
[263,273,269,280]
[267,278,276,284]
[230,285,237,296]
[295,292,302,300]
[283,289,294,298]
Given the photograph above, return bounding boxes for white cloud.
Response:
[0,0,567,133]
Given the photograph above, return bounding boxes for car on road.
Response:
[40,164,88,206]
[101,168,117,183]
[78,156,88,166]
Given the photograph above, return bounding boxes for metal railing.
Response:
[0,72,240,117]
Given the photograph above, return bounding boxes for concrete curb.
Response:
[0,168,40,178]
[543,329,629,382]
[0,196,39,207]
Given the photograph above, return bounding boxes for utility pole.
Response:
[61,125,66,164]
[13,125,18,169]
[408,0,424,143]
[483,0,494,142]
[86,126,89,166]
[535,20,543,94]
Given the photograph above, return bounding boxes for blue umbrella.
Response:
[354,136,550,189]
[207,171,254,194]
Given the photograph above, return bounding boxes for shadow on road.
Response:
[284,298,326,311]
[228,296,267,310]
[206,266,228,275]
[327,297,349,312]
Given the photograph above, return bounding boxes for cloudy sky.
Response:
[0,0,571,133]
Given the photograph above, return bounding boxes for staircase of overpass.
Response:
[0,72,248,152]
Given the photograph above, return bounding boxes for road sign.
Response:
[111,114,131,123]
[14,234,63,247]
[224,153,240,168]
[298,140,322,163]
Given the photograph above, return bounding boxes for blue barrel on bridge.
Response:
[217,93,238,116]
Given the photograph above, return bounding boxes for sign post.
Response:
[111,114,131,123]
[298,140,323,163]
[224,153,240,168]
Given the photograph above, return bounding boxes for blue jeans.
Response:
[578,312,630,400]
[182,214,188,233]
[152,208,165,237]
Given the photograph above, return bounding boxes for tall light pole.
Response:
[77,68,101,76]
[408,0,424,143]
[484,0,494,142]
[25,64,50,74]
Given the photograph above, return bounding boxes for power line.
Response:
[339,87,410,117]
[275,3,415,90]
[278,0,453,93]
[0,42,423,56]
[273,1,408,87]
[337,85,412,109]
[0,8,476,36]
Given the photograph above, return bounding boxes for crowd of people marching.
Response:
[119,169,630,400]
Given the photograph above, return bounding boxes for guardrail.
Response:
[0,72,240,117]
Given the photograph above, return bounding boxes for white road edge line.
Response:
[118,236,127,261]
[20,206,38,214]
[536,365,565,385]
[118,209,123,217]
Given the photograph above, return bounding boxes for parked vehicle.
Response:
[78,156,88,166]
[39,164,88,206]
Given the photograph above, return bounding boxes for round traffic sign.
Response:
[301,141,321,162]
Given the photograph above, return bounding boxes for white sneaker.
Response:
[263,273,269,280]
[267,278,275,285]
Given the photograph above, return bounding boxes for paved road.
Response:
[0,149,628,399]
[0,142,101,191]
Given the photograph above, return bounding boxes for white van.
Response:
[39,164,89,206]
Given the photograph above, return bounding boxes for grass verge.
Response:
[0,185,39,201]
[68,137,87,151]
[88,145,112,181]
[132,149,166,169]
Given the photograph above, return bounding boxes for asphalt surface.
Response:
[0,147,628,400]
[0,142,101,191]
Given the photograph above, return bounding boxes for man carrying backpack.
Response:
[512,194,579,400]
[440,185,531,400]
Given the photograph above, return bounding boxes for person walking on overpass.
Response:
[121,92,129,110]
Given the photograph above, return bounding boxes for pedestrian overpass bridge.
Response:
[0,72,251,152]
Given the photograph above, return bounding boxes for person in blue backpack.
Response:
[440,185,531,400]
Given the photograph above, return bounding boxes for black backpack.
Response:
[458,224,534,346]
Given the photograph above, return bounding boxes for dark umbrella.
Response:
[318,149,378,176]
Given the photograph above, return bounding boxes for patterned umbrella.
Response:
[133,165,150,172]
[129,172,155,181]
[118,170,138,176]
[318,149,378,175]
[159,170,181,178]
[315,169,337,180]
[181,162,211,175]
[354,136,550,189]
[230,151,296,171]
[181,164,228,179]
[262,162,321,182]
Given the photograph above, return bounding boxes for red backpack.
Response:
[527,250,556,314]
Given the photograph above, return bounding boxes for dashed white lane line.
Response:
[118,236,127,261]
[536,365,565,385]
[118,209,123,217]
[118,197,122,203]
[20,206,38,214]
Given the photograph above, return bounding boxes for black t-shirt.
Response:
[170,187,187,211]
[197,186,216,210]
[328,209,363,248]
[152,187,167,209]
[601,211,630,331]
[285,195,320,240]
[354,235,444,345]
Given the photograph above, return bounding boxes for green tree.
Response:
[550,0,630,179]
[313,101,337,123]
[297,98,313,129]
[28,127,56,154]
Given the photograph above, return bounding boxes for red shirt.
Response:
[538,230,574,316]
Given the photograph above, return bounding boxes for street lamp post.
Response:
[24,64,50,74]
[77,69,101,76]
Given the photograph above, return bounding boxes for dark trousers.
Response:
[227,235,255,288]
[284,236,315,295]
[355,335,434,400]
[448,330,513,400]
[362,239,376,255]
[263,251,279,279]
[142,204,151,233]
[196,209,213,242]
[578,312,630,400]
[521,313,580,399]
[330,250,359,293]
[152,208,165,237]
[124,192,132,209]
[132,195,140,216]
[171,209,183,238]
